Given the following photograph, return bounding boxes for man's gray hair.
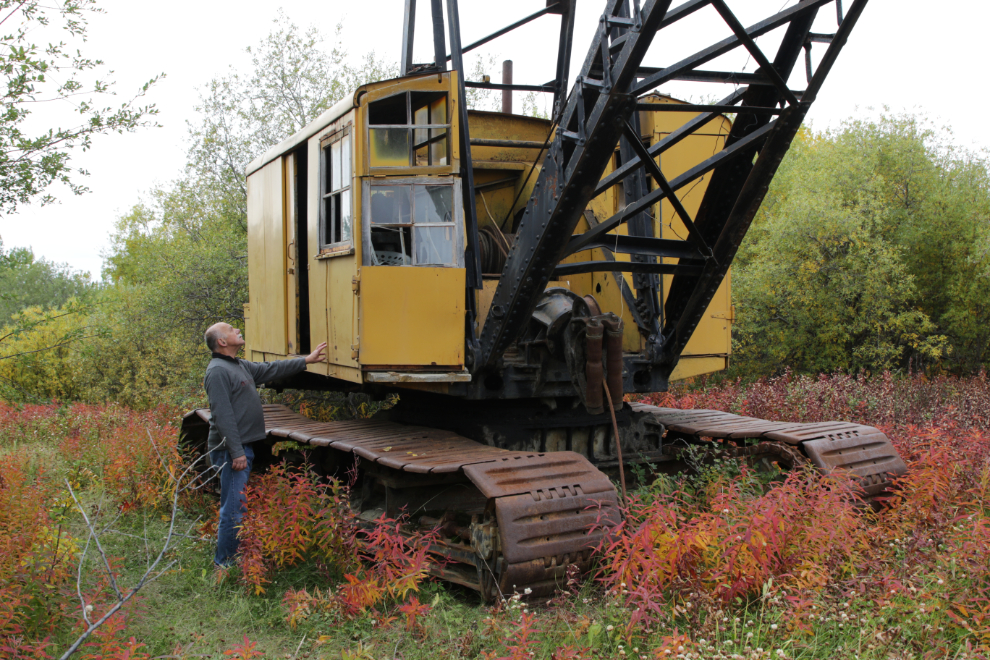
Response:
[204,324,225,352]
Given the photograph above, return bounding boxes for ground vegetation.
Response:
[2,374,989,658]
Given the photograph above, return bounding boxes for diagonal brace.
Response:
[710,0,799,106]
[622,120,713,259]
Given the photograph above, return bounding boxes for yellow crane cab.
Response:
[243,71,732,397]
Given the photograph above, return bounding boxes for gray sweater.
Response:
[204,353,307,459]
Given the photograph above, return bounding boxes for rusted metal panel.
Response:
[802,430,907,480]
[495,490,619,564]
[678,417,766,436]
[462,452,615,499]
[642,404,908,500]
[663,412,743,434]
[725,422,805,438]
[498,551,597,599]
[762,422,865,445]
[183,408,212,424]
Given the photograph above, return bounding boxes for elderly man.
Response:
[203,322,327,567]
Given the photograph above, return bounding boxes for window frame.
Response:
[361,177,464,268]
[366,91,452,173]
[318,127,353,256]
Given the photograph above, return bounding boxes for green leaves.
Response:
[0,0,162,215]
[732,112,988,376]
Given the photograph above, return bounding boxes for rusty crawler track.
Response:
[182,405,621,600]
[181,403,907,599]
[632,403,908,500]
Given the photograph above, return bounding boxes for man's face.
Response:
[219,324,245,350]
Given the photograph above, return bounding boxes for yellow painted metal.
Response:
[247,69,734,389]
[360,73,460,177]
[469,110,551,236]
[284,154,299,354]
[359,266,465,368]
[468,95,734,381]
[245,158,288,356]
[304,125,362,383]
[644,95,732,372]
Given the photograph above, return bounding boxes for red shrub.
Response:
[0,451,75,658]
[237,463,357,595]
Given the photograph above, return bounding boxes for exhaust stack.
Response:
[502,60,513,114]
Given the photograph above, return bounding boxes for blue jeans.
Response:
[210,443,254,567]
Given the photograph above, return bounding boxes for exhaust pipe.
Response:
[584,317,604,415]
[502,60,513,114]
[601,314,624,407]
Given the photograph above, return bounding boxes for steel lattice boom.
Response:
[471,0,868,381]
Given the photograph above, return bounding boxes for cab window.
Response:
[319,129,352,251]
[366,182,460,267]
[368,92,449,168]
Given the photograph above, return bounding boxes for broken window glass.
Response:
[368,182,458,267]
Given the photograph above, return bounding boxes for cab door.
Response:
[358,178,465,369]
[245,158,288,357]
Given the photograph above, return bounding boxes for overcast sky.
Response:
[2,0,984,278]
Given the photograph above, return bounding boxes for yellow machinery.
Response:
[242,76,732,389]
[185,0,907,600]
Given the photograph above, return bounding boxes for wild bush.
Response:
[732,113,990,375]
[237,462,439,625]
[637,370,990,430]
[237,463,357,595]
[0,450,75,658]
[598,467,863,622]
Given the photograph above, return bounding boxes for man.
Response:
[203,322,327,567]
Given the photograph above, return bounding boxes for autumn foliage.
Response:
[5,373,990,657]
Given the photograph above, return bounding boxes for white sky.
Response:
[2,0,985,279]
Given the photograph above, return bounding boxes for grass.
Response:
[3,374,990,659]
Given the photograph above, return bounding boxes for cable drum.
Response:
[479,224,514,274]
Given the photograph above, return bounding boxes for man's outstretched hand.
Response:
[305,341,328,364]
[232,456,248,471]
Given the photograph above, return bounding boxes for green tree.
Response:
[87,14,396,407]
[0,0,160,215]
[0,238,93,320]
[731,113,990,376]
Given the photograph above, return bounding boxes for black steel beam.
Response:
[555,261,704,277]
[596,88,746,196]
[635,102,782,115]
[610,0,662,341]
[581,210,652,336]
[470,138,545,149]
[478,0,677,369]
[445,0,481,291]
[710,0,799,106]
[623,119,711,257]
[632,0,832,96]
[430,0,447,71]
[464,82,554,93]
[447,5,558,61]
[553,0,577,120]
[573,233,701,260]
[657,2,830,373]
[570,120,776,256]
[635,68,770,85]
[609,0,711,54]
[401,0,416,76]
[803,0,867,102]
